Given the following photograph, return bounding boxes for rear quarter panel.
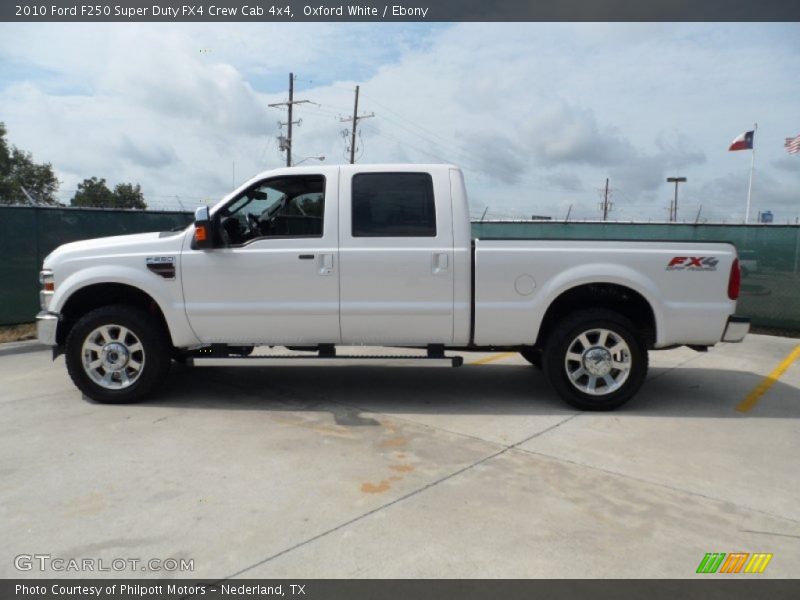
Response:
[473,239,738,347]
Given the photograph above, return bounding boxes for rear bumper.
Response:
[36,311,60,346]
[722,315,750,343]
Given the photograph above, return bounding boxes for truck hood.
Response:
[43,230,187,269]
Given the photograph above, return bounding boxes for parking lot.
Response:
[1,334,798,579]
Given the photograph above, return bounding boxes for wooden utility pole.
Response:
[602,178,610,221]
[340,85,374,164]
[349,85,359,165]
[287,74,294,167]
[269,73,312,167]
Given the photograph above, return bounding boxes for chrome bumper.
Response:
[36,311,60,346]
[722,315,750,343]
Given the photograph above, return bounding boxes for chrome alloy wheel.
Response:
[81,324,145,390]
[564,328,631,396]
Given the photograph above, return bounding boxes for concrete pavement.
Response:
[0,334,798,578]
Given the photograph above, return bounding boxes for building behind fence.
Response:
[2,205,799,332]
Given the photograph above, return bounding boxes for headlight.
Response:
[39,269,55,310]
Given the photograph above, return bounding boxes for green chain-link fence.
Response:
[2,206,798,332]
[0,205,193,325]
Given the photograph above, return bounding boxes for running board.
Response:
[189,355,463,368]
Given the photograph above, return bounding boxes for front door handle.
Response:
[298,254,315,260]
[318,253,334,276]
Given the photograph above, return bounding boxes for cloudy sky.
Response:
[0,22,798,222]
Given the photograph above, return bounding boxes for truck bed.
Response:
[472,239,737,348]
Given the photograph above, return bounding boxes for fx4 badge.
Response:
[666,256,718,271]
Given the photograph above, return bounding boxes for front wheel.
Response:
[65,305,171,403]
[543,309,648,411]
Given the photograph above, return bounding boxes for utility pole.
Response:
[269,73,312,167]
[340,85,374,164]
[287,74,294,167]
[666,176,687,222]
[597,178,613,221]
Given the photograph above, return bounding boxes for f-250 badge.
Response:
[145,256,176,279]
[666,256,718,271]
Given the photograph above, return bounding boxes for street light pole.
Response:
[666,177,687,222]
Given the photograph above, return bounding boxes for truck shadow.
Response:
[141,362,800,422]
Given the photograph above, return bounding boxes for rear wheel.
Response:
[543,309,648,411]
[65,305,171,403]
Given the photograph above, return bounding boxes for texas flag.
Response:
[729,130,755,151]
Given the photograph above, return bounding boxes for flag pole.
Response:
[745,122,757,224]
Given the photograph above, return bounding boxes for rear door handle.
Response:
[298,254,315,260]
[432,252,449,275]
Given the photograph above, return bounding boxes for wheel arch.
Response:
[56,282,173,347]
[535,282,658,349]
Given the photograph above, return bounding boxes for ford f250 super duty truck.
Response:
[36,164,749,410]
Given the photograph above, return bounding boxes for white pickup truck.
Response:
[36,164,749,410]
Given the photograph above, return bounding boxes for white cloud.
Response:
[0,22,798,221]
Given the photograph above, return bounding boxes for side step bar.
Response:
[189,355,463,368]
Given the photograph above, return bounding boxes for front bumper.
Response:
[722,315,750,343]
[36,311,60,346]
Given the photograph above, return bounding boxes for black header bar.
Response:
[3,0,800,22]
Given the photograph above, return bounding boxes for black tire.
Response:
[519,347,542,368]
[543,309,648,411]
[65,305,171,403]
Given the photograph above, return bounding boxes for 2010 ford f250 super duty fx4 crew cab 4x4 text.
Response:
[36,164,749,410]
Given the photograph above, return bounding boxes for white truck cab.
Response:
[37,164,749,410]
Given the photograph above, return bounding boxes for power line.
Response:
[359,92,519,173]
[377,129,452,163]
[360,92,476,157]
[375,114,470,162]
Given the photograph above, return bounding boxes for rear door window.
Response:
[351,173,436,237]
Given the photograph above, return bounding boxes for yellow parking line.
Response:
[737,344,800,413]
[469,352,517,366]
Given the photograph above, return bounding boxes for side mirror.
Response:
[192,206,214,250]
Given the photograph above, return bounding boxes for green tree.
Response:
[70,177,115,208]
[0,122,59,205]
[112,182,147,209]
[70,178,148,209]
[0,123,9,176]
